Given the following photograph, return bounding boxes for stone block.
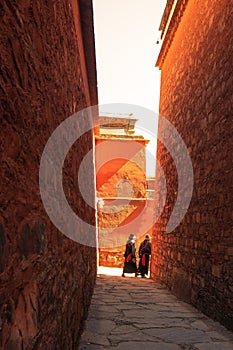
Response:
[212,265,222,278]
[0,0,97,348]
[151,0,233,331]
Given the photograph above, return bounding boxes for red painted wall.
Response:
[0,1,97,348]
[152,0,233,331]
[96,137,150,267]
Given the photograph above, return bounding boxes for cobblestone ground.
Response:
[79,274,233,349]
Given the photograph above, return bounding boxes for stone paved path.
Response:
[79,274,233,349]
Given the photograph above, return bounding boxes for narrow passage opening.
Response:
[93,1,167,276]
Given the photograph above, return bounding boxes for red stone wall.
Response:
[98,229,154,268]
[151,0,233,330]
[98,201,147,267]
[0,1,97,348]
[96,138,149,267]
[96,138,147,198]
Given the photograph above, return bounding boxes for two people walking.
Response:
[122,233,151,278]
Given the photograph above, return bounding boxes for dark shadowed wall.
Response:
[0,0,98,348]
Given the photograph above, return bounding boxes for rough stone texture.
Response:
[0,1,97,348]
[152,0,233,331]
[79,274,233,349]
[96,139,147,198]
[98,232,151,269]
[96,137,150,267]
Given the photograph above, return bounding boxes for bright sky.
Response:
[93,0,167,176]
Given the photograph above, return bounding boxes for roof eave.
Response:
[156,0,189,69]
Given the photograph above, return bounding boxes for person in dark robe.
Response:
[122,234,137,277]
[138,234,151,278]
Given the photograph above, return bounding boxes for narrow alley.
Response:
[1,0,232,348]
[79,273,233,349]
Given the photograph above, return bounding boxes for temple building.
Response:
[95,114,153,267]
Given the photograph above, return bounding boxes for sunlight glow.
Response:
[93,0,167,176]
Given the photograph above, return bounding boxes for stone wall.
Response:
[151,0,233,330]
[98,228,154,269]
[98,201,149,267]
[96,138,147,198]
[0,1,97,348]
[96,138,149,267]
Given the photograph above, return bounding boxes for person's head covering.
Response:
[129,233,136,240]
[127,233,136,244]
[145,234,151,240]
